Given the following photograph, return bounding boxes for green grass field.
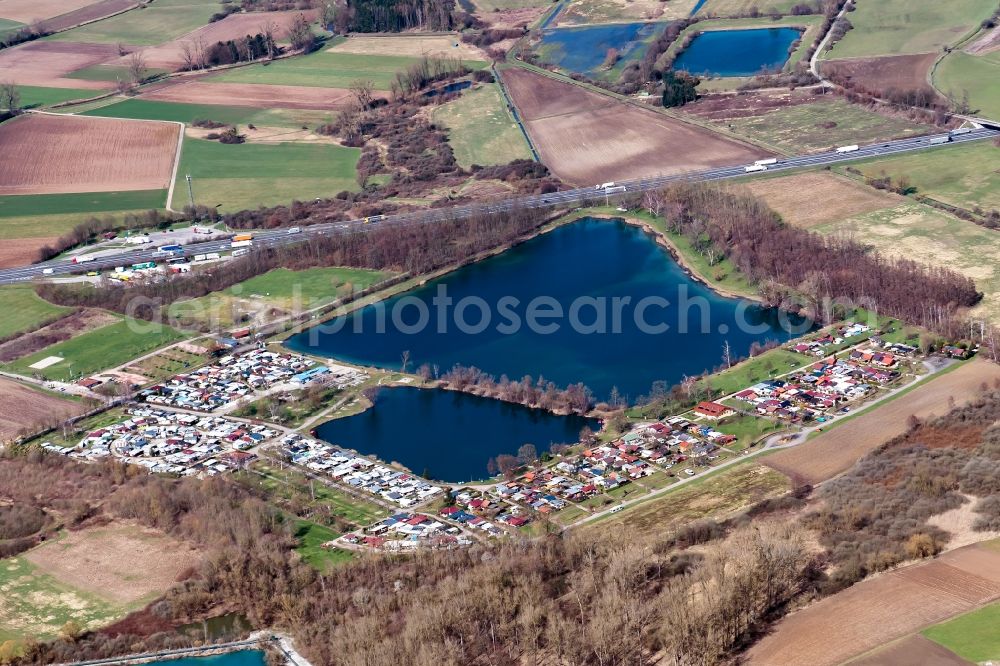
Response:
[432,84,531,168]
[66,65,170,83]
[922,601,1000,662]
[700,348,807,395]
[713,97,935,154]
[816,202,1000,324]
[0,17,24,35]
[208,50,475,91]
[8,317,188,381]
[293,520,353,571]
[167,266,392,328]
[15,86,104,109]
[174,137,360,211]
[81,98,331,129]
[846,141,1000,212]
[712,414,783,450]
[0,190,167,221]
[0,555,123,643]
[696,0,807,16]
[934,50,1000,121]
[823,0,996,57]
[50,0,221,45]
[0,286,72,341]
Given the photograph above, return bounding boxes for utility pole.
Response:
[186,174,195,208]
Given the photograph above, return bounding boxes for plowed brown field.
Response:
[765,359,1000,486]
[500,68,768,185]
[0,40,118,89]
[0,114,179,195]
[143,81,370,109]
[0,376,84,442]
[746,540,1000,666]
[744,172,899,228]
[0,0,99,23]
[823,53,940,95]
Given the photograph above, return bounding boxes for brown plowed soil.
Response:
[0,40,118,89]
[849,634,972,666]
[142,80,371,109]
[0,114,179,195]
[765,359,1000,486]
[43,0,137,32]
[122,9,318,70]
[822,53,941,95]
[500,67,769,185]
[0,0,100,23]
[746,540,1000,666]
[0,238,55,269]
[0,376,84,442]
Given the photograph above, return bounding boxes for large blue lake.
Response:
[672,27,802,77]
[537,22,662,75]
[315,386,598,482]
[286,218,805,401]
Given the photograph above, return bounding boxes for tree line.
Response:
[437,364,595,414]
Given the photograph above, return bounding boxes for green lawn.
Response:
[50,0,221,45]
[0,17,24,35]
[822,0,996,58]
[712,413,782,450]
[846,141,1000,213]
[167,266,392,329]
[66,65,170,83]
[80,98,322,128]
[923,601,1000,662]
[0,190,167,221]
[712,97,935,154]
[0,286,72,340]
[208,50,475,91]
[432,83,532,168]
[0,555,123,643]
[15,86,103,109]
[701,348,808,395]
[696,0,810,16]
[8,317,188,381]
[934,50,1000,122]
[293,520,353,571]
[173,137,360,211]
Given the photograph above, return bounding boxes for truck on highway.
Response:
[155,244,184,257]
[929,135,952,145]
[233,233,253,242]
[950,127,972,136]
[231,239,253,249]
[42,268,54,275]
[596,181,616,190]
[743,164,768,173]
[836,144,860,153]
[754,158,778,166]
[71,255,96,264]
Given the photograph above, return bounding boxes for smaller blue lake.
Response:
[315,387,599,483]
[152,651,265,666]
[672,27,802,77]
[538,22,662,76]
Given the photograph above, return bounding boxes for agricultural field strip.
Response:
[5,128,995,283]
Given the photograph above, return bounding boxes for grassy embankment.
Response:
[0,286,73,340]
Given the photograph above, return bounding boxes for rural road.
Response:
[1,127,997,286]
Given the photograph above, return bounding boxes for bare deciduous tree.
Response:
[0,81,20,114]
[349,78,375,110]
[127,51,148,88]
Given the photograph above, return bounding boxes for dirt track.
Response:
[746,539,1000,666]
[500,68,768,185]
[0,114,179,195]
[765,359,1000,485]
[143,80,371,110]
[0,376,83,442]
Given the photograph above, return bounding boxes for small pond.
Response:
[148,651,265,666]
[537,22,663,76]
[671,27,802,77]
[314,386,598,483]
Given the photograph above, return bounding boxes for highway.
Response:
[2,126,996,285]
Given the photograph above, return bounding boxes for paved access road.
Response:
[3,127,997,286]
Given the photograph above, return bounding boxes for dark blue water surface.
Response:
[287,218,805,401]
[538,22,662,75]
[672,27,802,77]
[315,386,598,482]
[155,652,265,666]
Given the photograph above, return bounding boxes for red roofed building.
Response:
[693,401,735,420]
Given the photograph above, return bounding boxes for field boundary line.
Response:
[166,121,185,212]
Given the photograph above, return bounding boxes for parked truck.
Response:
[836,144,860,153]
